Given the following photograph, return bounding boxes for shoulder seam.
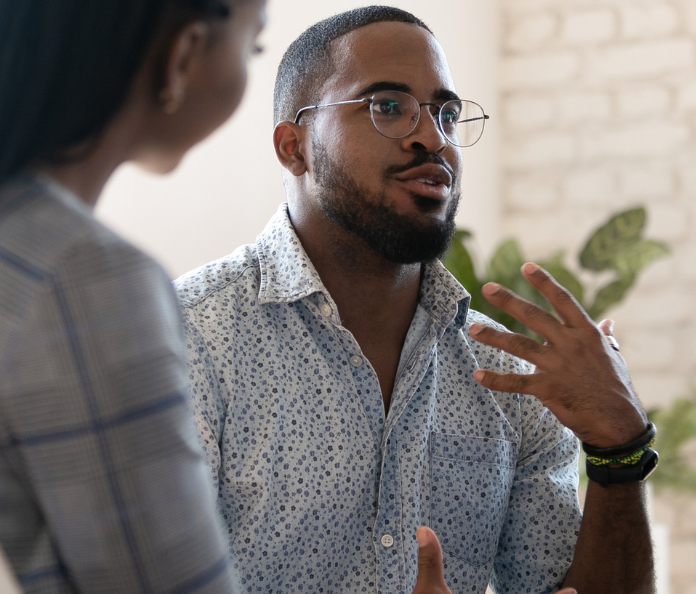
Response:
[178,263,261,310]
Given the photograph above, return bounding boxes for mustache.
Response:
[383,151,457,183]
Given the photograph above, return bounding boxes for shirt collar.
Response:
[256,203,471,329]
[256,204,328,304]
[419,259,470,330]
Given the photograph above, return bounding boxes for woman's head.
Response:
[0,0,266,183]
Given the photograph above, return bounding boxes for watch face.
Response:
[640,449,659,482]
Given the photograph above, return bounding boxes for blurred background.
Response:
[98,1,696,592]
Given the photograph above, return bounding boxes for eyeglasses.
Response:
[294,90,489,148]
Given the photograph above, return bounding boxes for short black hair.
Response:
[273,6,432,125]
[0,0,233,183]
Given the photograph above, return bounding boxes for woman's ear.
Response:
[159,21,211,113]
[273,121,308,177]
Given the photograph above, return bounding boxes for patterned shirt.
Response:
[0,174,238,593]
[175,204,582,594]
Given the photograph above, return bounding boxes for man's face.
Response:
[305,21,464,264]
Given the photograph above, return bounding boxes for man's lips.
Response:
[393,164,453,201]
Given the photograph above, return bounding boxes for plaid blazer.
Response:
[0,175,238,593]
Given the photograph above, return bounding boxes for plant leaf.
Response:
[610,239,670,278]
[648,391,696,494]
[587,275,635,320]
[487,239,524,288]
[580,207,646,272]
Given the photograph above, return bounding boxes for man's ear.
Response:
[160,21,210,111]
[274,121,308,177]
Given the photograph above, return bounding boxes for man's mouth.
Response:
[393,164,453,201]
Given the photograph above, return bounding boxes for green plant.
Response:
[442,207,669,337]
[648,389,696,493]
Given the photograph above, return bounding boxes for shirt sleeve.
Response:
[490,391,582,594]
[5,238,238,593]
[178,306,228,494]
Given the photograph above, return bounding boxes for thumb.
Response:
[412,527,450,594]
[556,589,578,594]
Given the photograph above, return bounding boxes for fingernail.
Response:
[473,370,485,382]
[470,323,483,335]
[416,527,427,548]
[523,262,541,274]
[484,282,501,294]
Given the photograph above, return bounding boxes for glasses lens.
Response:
[445,100,486,147]
[369,91,419,139]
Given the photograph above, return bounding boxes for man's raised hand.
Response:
[469,262,647,448]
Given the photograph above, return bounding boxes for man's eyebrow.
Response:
[433,88,461,102]
[356,81,411,96]
[356,81,461,102]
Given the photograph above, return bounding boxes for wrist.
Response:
[583,423,656,458]
[583,424,659,488]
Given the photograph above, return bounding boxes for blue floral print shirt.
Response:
[175,204,582,594]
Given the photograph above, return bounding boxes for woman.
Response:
[0,0,265,591]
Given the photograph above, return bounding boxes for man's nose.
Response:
[400,107,448,154]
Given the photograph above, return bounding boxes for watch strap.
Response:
[585,448,659,488]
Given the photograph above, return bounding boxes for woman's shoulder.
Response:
[0,174,164,283]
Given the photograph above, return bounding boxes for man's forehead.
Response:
[324,21,456,99]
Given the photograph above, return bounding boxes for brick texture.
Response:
[499,1,696,587]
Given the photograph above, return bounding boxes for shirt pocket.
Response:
[429,432,517,567]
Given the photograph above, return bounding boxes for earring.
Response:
[159,88,181,115]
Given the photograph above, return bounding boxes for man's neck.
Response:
[288,202,422,412]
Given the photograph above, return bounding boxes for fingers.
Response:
[520,262,590,328]
[473,368,535,395]
[470,323,546,366]
[556,590,578,594]
[479,281,565,344]
[412,527,450,594]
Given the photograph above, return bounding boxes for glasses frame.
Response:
[293,91,490,148]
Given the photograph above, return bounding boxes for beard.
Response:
[312,140,461,265]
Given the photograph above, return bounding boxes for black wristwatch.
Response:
[585,448,659,488]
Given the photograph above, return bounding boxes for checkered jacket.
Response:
[0,174,238,593]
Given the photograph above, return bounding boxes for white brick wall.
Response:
[499,1,696,589]
[562,9,616,45]
[586,38,695,81]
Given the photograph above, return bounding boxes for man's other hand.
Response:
[412,526,579,594]
[412,527,451,594]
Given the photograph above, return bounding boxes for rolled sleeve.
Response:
[491,395,581,594]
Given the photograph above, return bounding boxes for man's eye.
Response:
[441,109,459,125]
[375,100,402,115]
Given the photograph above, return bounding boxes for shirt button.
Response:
[380,534,394,548]
[320,304,332,317]
[349,355,363,367]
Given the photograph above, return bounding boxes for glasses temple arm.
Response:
[294,98,370,124]
[458,115,490,123]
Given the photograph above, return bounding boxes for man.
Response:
[175,7,654,593]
